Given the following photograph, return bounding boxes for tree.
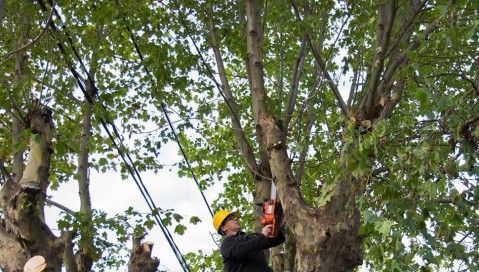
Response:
[0,1,174,271]
[177,0,479,271]
[1,0,478,271]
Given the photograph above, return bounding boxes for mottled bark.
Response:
[0,106,63,272]
[256,115,365,271]
[63,231,79,272]
[271,246,284,272]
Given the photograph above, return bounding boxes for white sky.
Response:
[45,142,222,272]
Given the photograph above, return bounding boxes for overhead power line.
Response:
[36,0,190,271]
[114,3,214,218]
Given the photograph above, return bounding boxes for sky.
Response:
[45,141,222,272]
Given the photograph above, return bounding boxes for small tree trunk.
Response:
[74,97,94,272]
[11,2,30,184]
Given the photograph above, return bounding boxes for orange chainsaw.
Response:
[257,183,283,238]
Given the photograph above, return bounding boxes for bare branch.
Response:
[433,199,478,205]
[294,94,316,182]
[384,0,427,60]
[284,36,307,130]
[45,199,75,215]
[380,6,445,90]
[371,166,390,177]
[289,0,349,118]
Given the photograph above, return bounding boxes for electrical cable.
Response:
[115,8,214,218]
[167,0,275,183]
[36,1,190,270]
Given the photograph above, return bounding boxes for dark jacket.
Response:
[220,230,285,272]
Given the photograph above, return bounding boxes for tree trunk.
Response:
[11,2,30,184]
[0,106,63,272]
[256,115,365,271]
[74,80,95,272]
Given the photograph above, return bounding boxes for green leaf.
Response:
[161,217,171,226]
[189,216,202,225]
[173,213,184,222]
[374,220,395,238]
[362,210,380,223]
[174,224,186,235]
[144,219,155,230]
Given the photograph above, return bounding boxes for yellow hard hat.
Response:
[213,210,237,234]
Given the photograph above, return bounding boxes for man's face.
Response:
[221,214,241,234]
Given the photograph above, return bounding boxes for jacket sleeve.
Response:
[221,234,270,259]
[267,229,285,248]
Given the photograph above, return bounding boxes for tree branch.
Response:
[0,1,57,67]
[380,5,446,90]
[62,231,79,272]
[288,0,349,118]
[45,199,76,215]
[371,166,390,177]
[294,93,316,182]
[205,2,260,179]
[364,0,397,114]
[384,0,427,60]
[284,36,307,131]
[433,199,478,205]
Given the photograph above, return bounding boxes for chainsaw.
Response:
[257,183,283,238]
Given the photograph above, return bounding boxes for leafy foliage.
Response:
[1,0,479,271]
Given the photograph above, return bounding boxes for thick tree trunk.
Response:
[0,106,63,272]
[257,116,364,271]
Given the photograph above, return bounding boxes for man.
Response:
[213,210,285,272]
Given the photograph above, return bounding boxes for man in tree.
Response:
[213,210,285,272]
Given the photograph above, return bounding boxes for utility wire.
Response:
[115,6,214,218]
[167,0,276,184]
[36,1,190,270]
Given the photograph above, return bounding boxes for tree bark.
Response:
[0,106,63,272]
[127,235,160,272]
[244,0,273,233]
[258,115,364,271]
[11,2,31,184]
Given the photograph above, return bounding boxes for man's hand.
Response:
[261,224,273,237]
